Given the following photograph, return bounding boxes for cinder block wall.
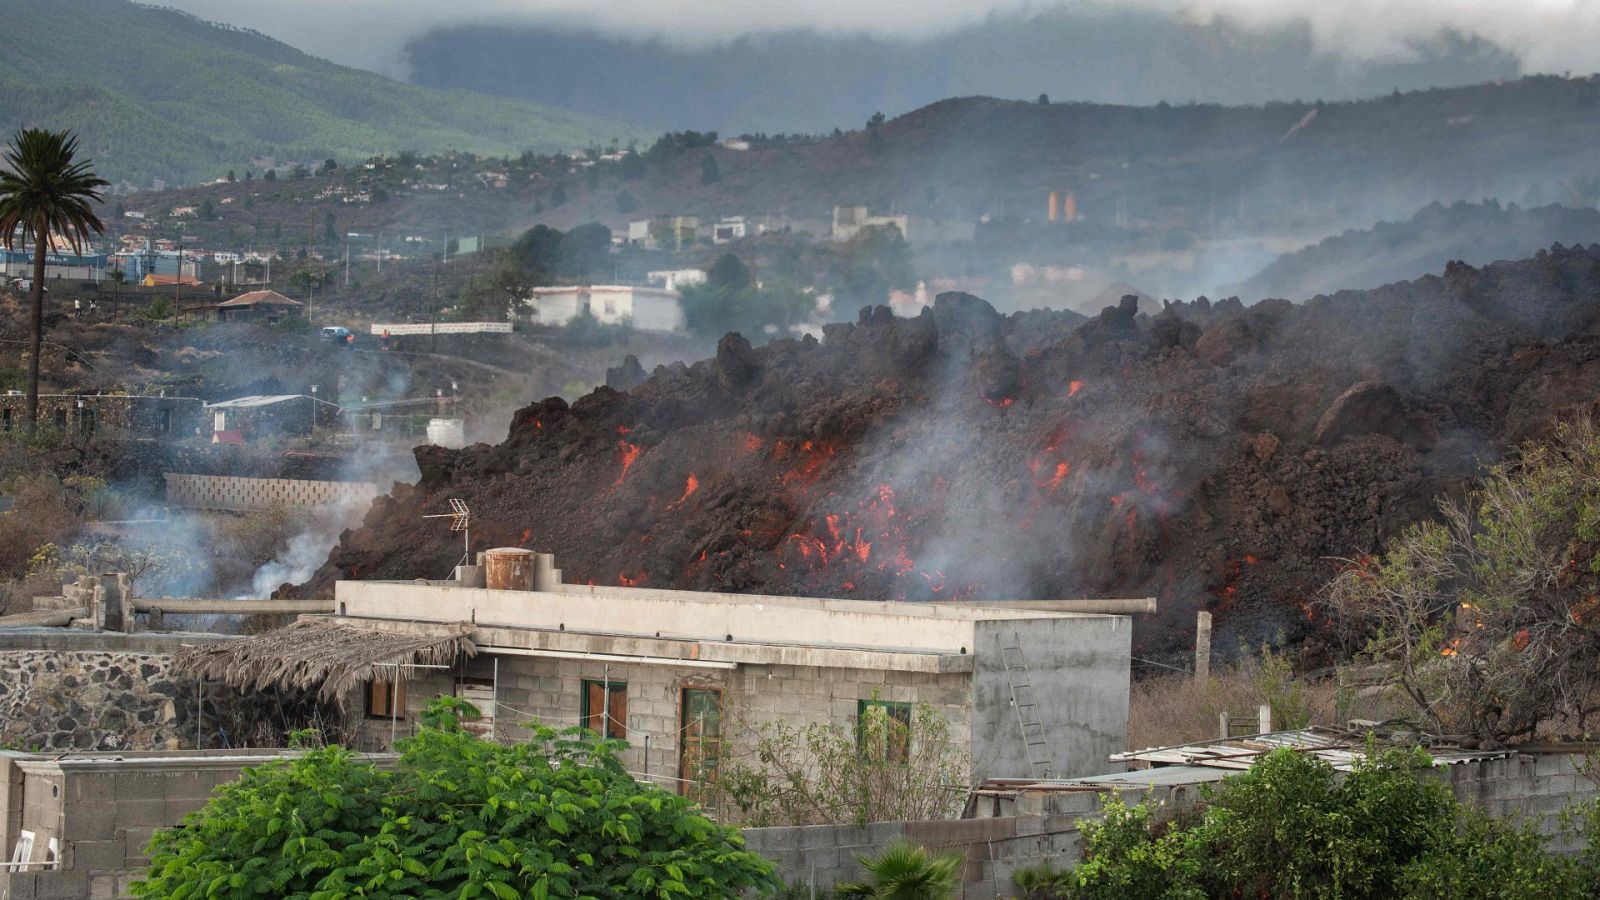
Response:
[351,654,973,804]
[748,753,1600,898]
[162,473,380,511]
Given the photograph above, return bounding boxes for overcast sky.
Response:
[164,0,1600,77]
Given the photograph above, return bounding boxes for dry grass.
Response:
[1128,665,1345,750]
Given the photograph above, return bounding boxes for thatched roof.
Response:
[173,619,476,700]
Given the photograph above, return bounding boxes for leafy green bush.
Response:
[1065,746,1600,900]
[133,698,776,898]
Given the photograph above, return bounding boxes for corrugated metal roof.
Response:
[1110,727,1511,772]
[218,290,302,308]
[205,394,307,409]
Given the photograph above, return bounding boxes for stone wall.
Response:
[162,473,380,511]
[0,394,203,440]
[0,650,335,753]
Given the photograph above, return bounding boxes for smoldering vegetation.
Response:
[299,243,1600,665]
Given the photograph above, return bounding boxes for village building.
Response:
[0,249,109,282]
[204,394,336,442]
[177,553,1137,802]
[525,285,685,332]
[645,268,707,291]
[0,392,202,438]
[211,289,303,322]
[710,215,748,244]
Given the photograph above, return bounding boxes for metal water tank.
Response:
[483,547,535,590]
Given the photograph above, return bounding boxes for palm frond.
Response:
[0,128,108,253]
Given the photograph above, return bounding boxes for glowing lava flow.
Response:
[676,473,700,504]
[614,440,641,486]
[1068,380,1084,397]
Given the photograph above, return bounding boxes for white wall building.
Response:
[711,216,747,244]
[646,268,707,291]
[525,285,685,332]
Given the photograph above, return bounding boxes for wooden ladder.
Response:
[1000,633,1053,779]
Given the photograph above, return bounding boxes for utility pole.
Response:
[173,240,181,324]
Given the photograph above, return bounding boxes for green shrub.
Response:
[133,698,776,898]
[1064,746,1600,900]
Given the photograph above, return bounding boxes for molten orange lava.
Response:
[520,528,532,544]
[1068,380,1084,397]
[614,441,641,485]
[676,473,700,504]
[1050,462,1070,490]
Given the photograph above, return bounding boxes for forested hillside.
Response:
[0,0,634,187]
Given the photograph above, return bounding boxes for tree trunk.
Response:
[26,222,46,430]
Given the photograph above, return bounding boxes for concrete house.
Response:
[525,285,685,332]
[181,553,1135,804]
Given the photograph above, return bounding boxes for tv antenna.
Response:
[423,498,471,570]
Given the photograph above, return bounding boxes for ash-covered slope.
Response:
[1233,201,1600,301]
[304,245,1600,661]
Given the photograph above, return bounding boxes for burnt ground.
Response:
[299,244,1600,665]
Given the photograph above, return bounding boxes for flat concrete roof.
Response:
[337,579,1120,659]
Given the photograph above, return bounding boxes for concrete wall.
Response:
[163,473,380,511]
[971,618,1130,781]
[745,812,1090,899]
[336,580,1084,656]
[351,652,973,809]
[754,753,1600,898]
[0,750,395,900]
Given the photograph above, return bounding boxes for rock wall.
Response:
[0,650,334,752]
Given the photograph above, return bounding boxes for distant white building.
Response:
[711,216,747,244]
[627,220,651,246]
[525,285,685,332]
[646,269,707,291]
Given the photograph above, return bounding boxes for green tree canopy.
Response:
[1067,746,1600,900]
[841,224,915,306]
[133,699,775,899]
[559,223,613,279]
[707,253,753,293]
[509,224,564,284]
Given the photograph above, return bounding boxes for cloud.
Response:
[164,0,1600,76]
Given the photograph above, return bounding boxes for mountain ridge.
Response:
[0,0,636,187]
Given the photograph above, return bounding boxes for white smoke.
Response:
[159,0,1600,76]
[246,496,371,598]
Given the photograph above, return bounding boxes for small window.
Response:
[603,297,617,316]
[157,408,172,433]
[79,407,96,434]
[857,699,912,764]
[52,409,67,431]
[366,678,406,720]
[2,408,11,431]
[581,679,628,739]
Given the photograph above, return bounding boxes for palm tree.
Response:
[0,129,107,429]
[835,841,963,900]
